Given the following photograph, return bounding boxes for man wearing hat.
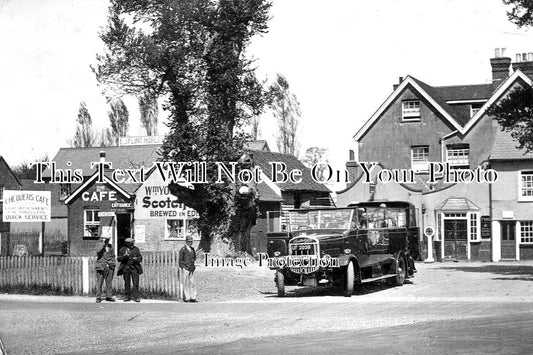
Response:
[95,236,116,303]
[117,238,143,302]
[179,235,197,302]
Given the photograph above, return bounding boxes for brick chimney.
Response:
[392,77,404,91]
[490,48,511,85]
[512,52,533,79]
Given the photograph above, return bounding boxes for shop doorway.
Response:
[116,213,132,251]
[443,218,468,260]
[500,221,516,259]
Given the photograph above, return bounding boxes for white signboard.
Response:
[119,135,164,146]
[134,225,146,243]
[2,190,51,222]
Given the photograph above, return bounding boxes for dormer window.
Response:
[470,103,483,117]
[402,100,420,121]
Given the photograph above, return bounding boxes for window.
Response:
[84,210,100,238]
[470,103,483,117]
[446,144,470,168]
[469,213,479,241]
[402,100,420,120]
[519,171,533,201]
[411,146,429,172]
[521,221,533,244]
[59,184,70,201]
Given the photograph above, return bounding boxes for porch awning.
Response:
[434,197,480,212]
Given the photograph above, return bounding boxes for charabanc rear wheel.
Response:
[344,261,354,297]
[276,270,285,297]
[390,256,406,286]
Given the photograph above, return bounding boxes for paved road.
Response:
[2,262,533,354]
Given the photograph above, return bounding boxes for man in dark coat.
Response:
[117,238,143,302]
[179,235,197,302]
[95,236,116,303]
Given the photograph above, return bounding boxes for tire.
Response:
[276,270,285,297]
[343,261,355,297]
[391,256,406,286]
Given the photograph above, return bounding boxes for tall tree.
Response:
[269,73,301,156]
[94,0,271,252]
[108,98,129,144]
[301,147,330,182]
[487,85,533,152]
[503,0,533,27]
[71,102,97,148]
[139,90,159,136]
[487,1,533,150]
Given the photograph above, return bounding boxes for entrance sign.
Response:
[2,190,51,222]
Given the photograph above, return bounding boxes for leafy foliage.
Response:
[95,0,271,252]
[108,98,130,144]
[70,102,97,148]
[487,85,533,152]
[139,90,159,136]
[301,147,329,182]
[503,0,533,27]
[269,73,301,156]
[13,155,49,180]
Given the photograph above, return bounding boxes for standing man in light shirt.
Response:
[179,235,197,302]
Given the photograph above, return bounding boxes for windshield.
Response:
[288,209,354,231]
[357,207,407,229]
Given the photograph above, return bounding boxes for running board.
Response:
[361,274,396,283]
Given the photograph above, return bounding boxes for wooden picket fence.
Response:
[0,251,182,298]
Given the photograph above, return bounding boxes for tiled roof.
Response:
[433,84,494,102]
[490,129,533,160]
[246,150,330,193]
[410,78,493,128]
[45,145,162,177]
[255,182,282,202]
[435,197,480,211]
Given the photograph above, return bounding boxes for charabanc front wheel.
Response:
[276,270,285,297]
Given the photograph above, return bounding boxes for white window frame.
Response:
[84,209,100,238]
[520,221,533,244]
[468,212,480,242]
[411,146,429,172]
[446,145,470,167]
[402,100,421,121]
[518,170,533,201]
[164,218,200,240]
[59,184,70,202]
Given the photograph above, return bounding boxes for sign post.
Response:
[424,226,435,263]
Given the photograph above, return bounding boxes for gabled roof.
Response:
[0,156,22,187]
[64,172,132,205]
[489,129,533,161]
[354,70,533,141]
[245,150,330,193]
[44,145,161,178]
[244,140,271,152]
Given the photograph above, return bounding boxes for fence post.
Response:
[82,257,89,295]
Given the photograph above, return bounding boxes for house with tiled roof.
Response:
[338,49,533,262]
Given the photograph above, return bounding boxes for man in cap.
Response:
[179,234,197,302]
[117,237,143,302]
[95,236,116,303]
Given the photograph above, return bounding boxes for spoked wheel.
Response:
[343,261,355,297]
[276,270,285,297]
[390,256,406,286]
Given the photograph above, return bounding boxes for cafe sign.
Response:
[2,190,51,222]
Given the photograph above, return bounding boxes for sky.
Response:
[2,0,533,177]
